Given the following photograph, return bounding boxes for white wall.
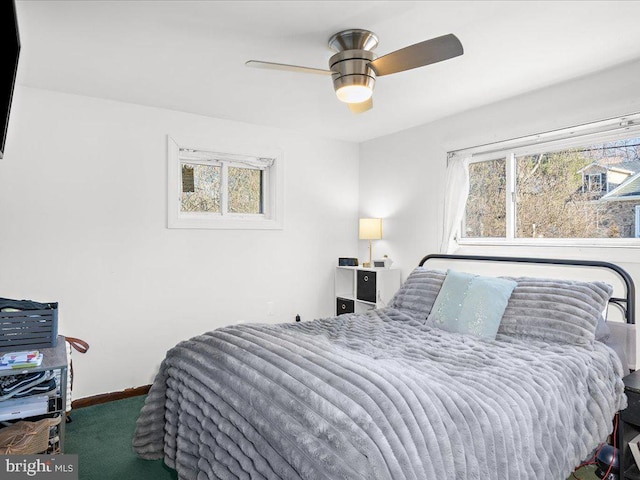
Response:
[0,86,360,399]
[359,59,640,346]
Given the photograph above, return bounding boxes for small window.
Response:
[583,172,606,193]
[168,137,283,229]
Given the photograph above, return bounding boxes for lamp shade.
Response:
[359,218,383,240]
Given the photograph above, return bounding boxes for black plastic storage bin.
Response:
[0,302,58,352]
[336,297,355,315]
[356,270,377,303]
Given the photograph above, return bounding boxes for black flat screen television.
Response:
[0,0,21,159]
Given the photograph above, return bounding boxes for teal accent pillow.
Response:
[427,269,517,340]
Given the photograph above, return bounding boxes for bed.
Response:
[133,254,634,480]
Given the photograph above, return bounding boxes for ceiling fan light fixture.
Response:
[336,84,373,104]
[332,73,375,104]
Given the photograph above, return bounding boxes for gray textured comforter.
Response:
[133,308,626,480]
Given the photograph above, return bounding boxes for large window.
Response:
[461,125,640,243]
[168,137,283,229]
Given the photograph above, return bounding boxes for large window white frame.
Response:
[456,113,640,247]
[167,136,284,230]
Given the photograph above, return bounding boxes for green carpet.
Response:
[570,465,601,480]
[64,395,602,480]
[65,396,176,480]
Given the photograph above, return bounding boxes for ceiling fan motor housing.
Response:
[328,29,379,103]
[328,29,379,52]
[329,49,377,101]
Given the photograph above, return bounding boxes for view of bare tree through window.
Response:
[463,158,506,237]
[181,163,221,213]
[463,136,640,239]
[228,167,263,214]
[180,163,263,215]
[516,151,598,238]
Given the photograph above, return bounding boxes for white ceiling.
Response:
[14,0,640,143]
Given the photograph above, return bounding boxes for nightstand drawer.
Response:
[336,297,354,315]
[357,270,376,303]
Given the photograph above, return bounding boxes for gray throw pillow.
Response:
[388,267,445,319]
[498,277,613,345]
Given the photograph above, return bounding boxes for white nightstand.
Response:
[334,266,401,315]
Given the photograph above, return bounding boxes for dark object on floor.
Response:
[595,444,619,480]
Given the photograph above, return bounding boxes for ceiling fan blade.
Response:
[368,34,463,77]
[347,97,373,114]
[245,60,333,76]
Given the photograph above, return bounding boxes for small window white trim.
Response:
[167,136,284,230]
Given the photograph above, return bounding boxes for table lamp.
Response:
[359,218,382,268]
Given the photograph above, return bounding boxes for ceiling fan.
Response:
[246,29,463,113]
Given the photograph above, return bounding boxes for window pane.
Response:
[228,167,263,214]
[463,158,506,238]
[181,163,221,213]
[516,138,640,238]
